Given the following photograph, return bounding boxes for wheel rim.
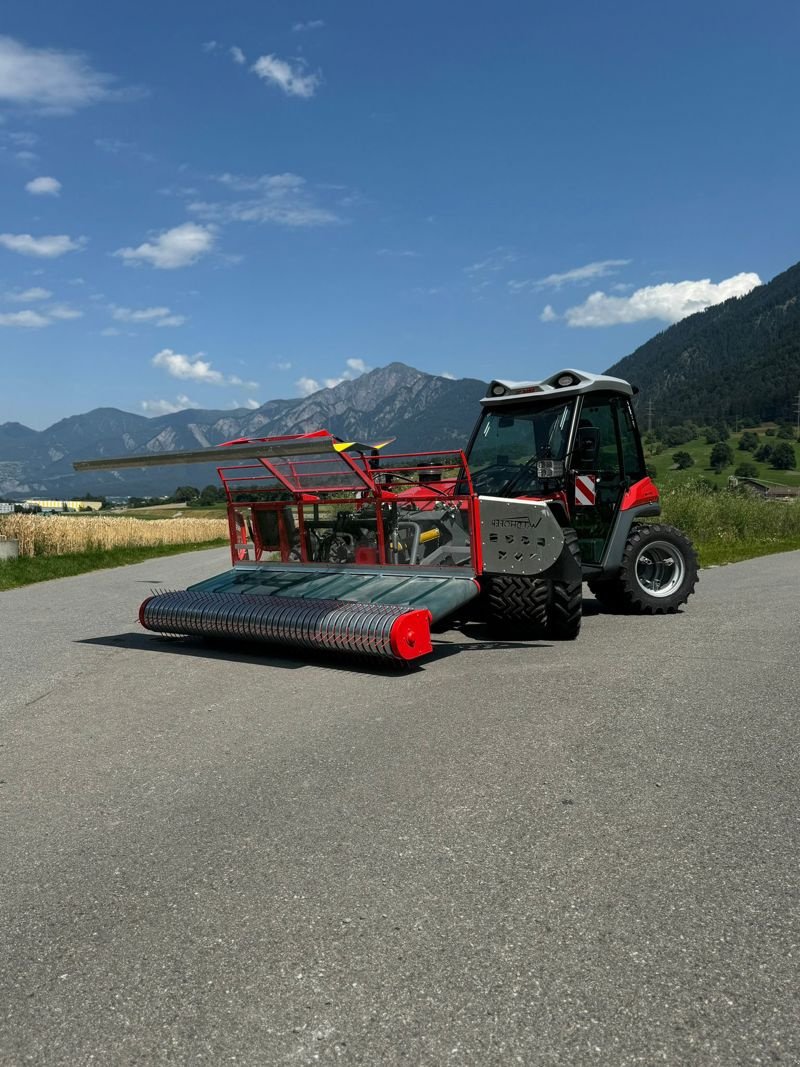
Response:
[634,540,686,598]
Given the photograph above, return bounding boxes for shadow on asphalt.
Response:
[79,622,553,674]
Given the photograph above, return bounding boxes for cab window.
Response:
[577,396,620,473]
[617,400,646,480]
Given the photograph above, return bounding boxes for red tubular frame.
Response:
[214,437,478,571]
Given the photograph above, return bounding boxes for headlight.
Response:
[537,459,564,478]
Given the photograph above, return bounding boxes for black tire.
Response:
[482,574,549,637]
[597,523,698,614]
[548,528,582,640]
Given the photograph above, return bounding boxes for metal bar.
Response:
[72,436,341,472]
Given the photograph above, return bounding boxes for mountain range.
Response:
[3,259,799,498]
[0,364,487,498]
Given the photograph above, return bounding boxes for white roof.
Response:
[481,368,633,404]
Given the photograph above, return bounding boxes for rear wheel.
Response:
[591,523,698,614]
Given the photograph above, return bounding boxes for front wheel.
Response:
[482,574,549,637]
[596,523,698,614]
[548,528,582,640]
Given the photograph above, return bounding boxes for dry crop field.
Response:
[0,514,228,558]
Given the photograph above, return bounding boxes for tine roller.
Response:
[139,590,433,662]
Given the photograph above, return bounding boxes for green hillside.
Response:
[607,261,800,425]
[645,423,800,489]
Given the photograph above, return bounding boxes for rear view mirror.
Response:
[575,426,600,468]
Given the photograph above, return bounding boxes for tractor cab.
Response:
[463,368,657,570]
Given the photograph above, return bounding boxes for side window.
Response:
[617,400,646,480]
[578,396,620,473]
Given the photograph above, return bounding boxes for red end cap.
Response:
[389,609,433,661]
[621,476,660,510]
[138,596,153,628]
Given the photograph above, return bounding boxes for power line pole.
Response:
[794,390,800,440]
[646,397,654,434]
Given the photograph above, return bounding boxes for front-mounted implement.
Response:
[75,368,697,665]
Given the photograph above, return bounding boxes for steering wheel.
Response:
[470,462,520,494]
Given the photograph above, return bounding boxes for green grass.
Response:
[689,538,800,567]
[646,424,800,488]
[658,479,800,566]
[0,539,228,592]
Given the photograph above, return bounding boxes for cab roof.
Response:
[481,368,634,405]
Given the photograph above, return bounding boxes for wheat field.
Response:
[0,514,228,558]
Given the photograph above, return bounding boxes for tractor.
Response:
[75,368,697,664]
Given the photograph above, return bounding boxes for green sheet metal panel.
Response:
[188,564,479,623]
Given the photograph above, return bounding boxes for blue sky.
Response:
[1,0,798,428]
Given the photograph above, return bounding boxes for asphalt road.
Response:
[2,549,799,1065]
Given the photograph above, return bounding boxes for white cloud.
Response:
[25,175,61,196]
[0,35,126,114]
[377,248,419,258]
[94,138,153,162]
[230,46,246,65]
[439,371,456,380]
[0,232,86,257]
[47,303,82,320]
[563,272,762,327]
[0,296,81,325]
[202,41,218,54]
[272,360,292,370]
[251,54,320,98]
[292,20,325,31]
[101,326,122,336]
[114,222,215,269]
[112,305,186,327]
[243,398,260,409]
[529,259,631,290]
[0,309,49,327]
[540,304,558,322]
[464,248,518,276]
[152,348,258,389]
[5,286,51,301]
[4,130,38,147]
[188,172,339,227]
[141,394,198,415]
[152,349,224,384]
[295,358,371,397]
[296,375,320,397]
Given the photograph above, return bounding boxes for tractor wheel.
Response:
[597,523,698,614]
[482,574,549,637]
[548,528,582,640]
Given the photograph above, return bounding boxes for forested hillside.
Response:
[607,262,800,425]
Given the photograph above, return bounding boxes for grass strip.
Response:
[0,540,228,592]
[694,538,800,567]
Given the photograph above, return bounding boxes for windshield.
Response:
[464,399,575,496]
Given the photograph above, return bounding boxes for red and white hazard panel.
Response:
[574,474,597,506]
